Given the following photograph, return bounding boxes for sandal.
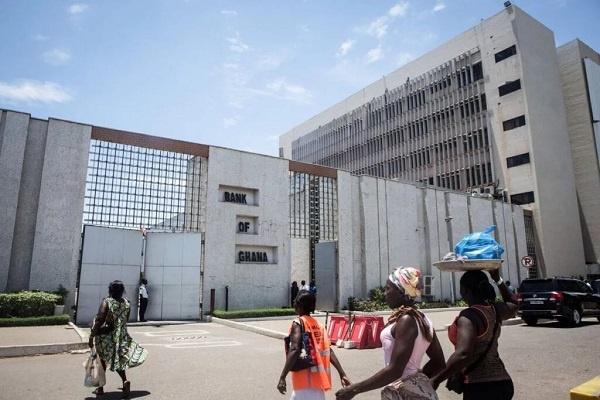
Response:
[121,381,130,399]
[92,387,104,395]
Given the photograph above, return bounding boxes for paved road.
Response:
[0,318,598,399]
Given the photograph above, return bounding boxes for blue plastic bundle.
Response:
[454,225,505,260]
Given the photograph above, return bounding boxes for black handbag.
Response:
[284,318,317,371]
[446,305,499,394]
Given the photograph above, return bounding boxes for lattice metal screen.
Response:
[524,214,537,278]
[289,172,337,240]
[83,140,203,232]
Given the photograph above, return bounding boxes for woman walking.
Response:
[336,267,445,400]
[278,289,351,399]
[430,268,518,399]
[89,280,148,398]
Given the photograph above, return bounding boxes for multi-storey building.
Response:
[557,39,600,279]
[280,5,588,279]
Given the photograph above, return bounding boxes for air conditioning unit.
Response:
[483,186,495,195]
[471,188,482,195]
[466,187,472,194]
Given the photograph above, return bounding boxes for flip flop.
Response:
[121,381,130,399]
[92,387,104,395]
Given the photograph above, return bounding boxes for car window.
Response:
[576,281,592,294]
[557,280,580,292]
[519,280,555,292]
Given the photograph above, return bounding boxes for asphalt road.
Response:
[0,317,598,399]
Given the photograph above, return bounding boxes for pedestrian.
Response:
[139,278,148,322]
[335,267,446,400]
[300,280,309,291]
[89,280,148,398]
[430,268,518,400]
[278,290,351,399]
[505,280,516,294]
[291,281,299,307]
[308,280,317,294]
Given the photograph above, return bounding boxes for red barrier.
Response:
[348,315,385,349]
[327,315,349,343]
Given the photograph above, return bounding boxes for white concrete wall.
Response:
[202,147,290,312]
[0,111,30,291]
[333,175,526,306]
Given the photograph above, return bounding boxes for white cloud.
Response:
[256,54,284,70]
[223,115,241,128]
[396,52,413,66]
[42,49,71,66]
[265,78,313,103]
[299,25,310,33]
[365,17,388,39]
[0,80,72,103]
[432,2,445,12]
[367,46,383,63]
[336,40,356,57]
[221,10,238,16]
[226,32,250,53]
[32,34,48,42]
[389,2,409,18]
[68,4,88,15]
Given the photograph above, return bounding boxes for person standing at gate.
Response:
[138,279,148,322]
[300,280,309,291]
[335,267,445,400]
[291,281,299,307]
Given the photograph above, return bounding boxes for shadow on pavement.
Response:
[84,390,151,399]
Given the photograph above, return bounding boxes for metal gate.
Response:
[76,225,202,325]
[314,241,338,311]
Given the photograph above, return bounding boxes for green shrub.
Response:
[348,286,391,312]
[0,314,70,327]
[213,308,297,319]
[0,291,61,318]
[52,285,69,305]
[416,301,451,309]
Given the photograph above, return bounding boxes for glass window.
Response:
[495,45,517,63]
[503,115,526,131]
[499,79,522,96]
[506,152,530,168]
[511,191,535,205]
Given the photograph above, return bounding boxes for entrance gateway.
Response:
[76,225,202,325]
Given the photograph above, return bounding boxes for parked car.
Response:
[516,277,600,327]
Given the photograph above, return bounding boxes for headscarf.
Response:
[388,267,423,298]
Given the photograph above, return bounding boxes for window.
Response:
[495,45,517,63]
[473,62,483,81]
[502,115,526,131]
[511,191,535,205]
[499,79,521,96]
[506,152,530,168]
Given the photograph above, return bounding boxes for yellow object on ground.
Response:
[571,376,600,400]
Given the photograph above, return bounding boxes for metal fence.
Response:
[83,140,204,232]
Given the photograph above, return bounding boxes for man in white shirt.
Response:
[139,279,148,322]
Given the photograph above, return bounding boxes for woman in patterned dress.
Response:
[88,280,148,398]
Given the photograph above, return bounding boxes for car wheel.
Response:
[523,317,538,326]
[570,308,582,327]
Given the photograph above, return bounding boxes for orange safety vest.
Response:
[291,315,332,391]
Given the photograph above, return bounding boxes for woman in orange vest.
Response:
[335,267,446,399]
[278,290,351,399]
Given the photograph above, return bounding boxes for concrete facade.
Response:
[279,5,587,279]
[1,110,527,314]
[557,40,600,275]
[0,111,91,310]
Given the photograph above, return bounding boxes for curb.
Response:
[212,317,286,340]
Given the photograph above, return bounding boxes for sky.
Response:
[1,1,599,157]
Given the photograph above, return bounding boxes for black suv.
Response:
[516,277,600,327]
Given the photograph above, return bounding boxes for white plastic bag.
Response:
[83,352,106,387]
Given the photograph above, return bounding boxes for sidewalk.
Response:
[0,310,523,358]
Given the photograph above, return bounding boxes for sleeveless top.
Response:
[448,304,511,383]
[380,313,434,378]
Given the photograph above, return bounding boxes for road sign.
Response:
[521,255,535,268]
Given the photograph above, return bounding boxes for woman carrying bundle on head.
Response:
[430,268,518,400]
[336,267,446,400]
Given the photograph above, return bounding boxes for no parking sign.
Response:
[521,255,535,268]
